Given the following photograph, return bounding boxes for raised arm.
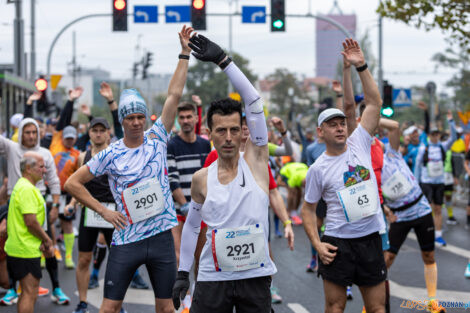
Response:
[24,92,42,118]
[379,118,400,151]
[340,55,357,135]
[189,34,268,164]
[271,117,293,157]
[100,81,123,139]
[161,26,194,133]
[341,39,381,136]
[56,87,83,131]
[442,110,457,151]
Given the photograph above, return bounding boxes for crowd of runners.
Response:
[0,26,469,313]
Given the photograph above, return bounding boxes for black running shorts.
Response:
[420,183,445,205]
[191,276,272,313]
[103,230,176,300]
[6,256,42,281]
[388,213,435,254]
[318,232,387,287]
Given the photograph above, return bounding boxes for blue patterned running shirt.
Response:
[86,118,178,245]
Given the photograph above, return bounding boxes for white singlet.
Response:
[197,157,277,281]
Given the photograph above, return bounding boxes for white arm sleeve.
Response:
[178,200,203,272]
[224,62,268,146]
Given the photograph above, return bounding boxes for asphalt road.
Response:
[1,203,470,313]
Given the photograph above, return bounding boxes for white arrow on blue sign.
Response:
[393,88,412,107]
[242,6,266,23]
[165,5,190,23]
[134,6,158,23]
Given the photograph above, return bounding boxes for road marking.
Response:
[408,232,470,259]
[76,279,156,307]
[389,279,469,302]
[288,303,310,313]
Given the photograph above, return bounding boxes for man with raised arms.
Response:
[172,34,276,312]
[301,39,386,313]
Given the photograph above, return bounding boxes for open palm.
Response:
[341,38,365,67]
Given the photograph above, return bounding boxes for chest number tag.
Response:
[84,203,116,229]
[337,179,378,223]
[122,179,164,224]
[211,224,266,272]
[427,161,444,178]
[382,171,412,201]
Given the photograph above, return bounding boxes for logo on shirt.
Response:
[343,165,370,187]
[240,171,245,188]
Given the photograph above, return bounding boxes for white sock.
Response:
[183,294,191,309]
[435,230,442,238]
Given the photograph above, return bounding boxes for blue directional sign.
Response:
[393,88,412,107]
[242,6,266,23]
[134,6,158,23]
[165,5,191,23]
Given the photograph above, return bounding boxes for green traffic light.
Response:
[273,19,284,29]
[381,107,394,117]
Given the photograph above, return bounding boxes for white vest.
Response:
[197,157,277,281]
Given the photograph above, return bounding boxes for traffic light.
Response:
[381,81,394,117]
[142,52,153,80]
[34,78,48,92]
[132,62,139,79]
[113,0,127,32]
[150,114,157,122]
[271,0,285,32]
[191,0,206,30]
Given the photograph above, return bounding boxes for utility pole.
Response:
[13,0,25,78]
[378,14,383,96]
[30,0,36,81]
[72,31,77,87]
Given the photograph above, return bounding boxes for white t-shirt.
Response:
[87,118,178,245]
[304,125,383,238]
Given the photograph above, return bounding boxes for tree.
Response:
[432,47,470,111]
[265,68,312,126]
[185,52,258,107]
[377,0,470,52]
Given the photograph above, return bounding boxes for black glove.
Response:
[189,34,226,65]
[172,271,190,310]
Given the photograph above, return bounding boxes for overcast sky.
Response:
[0,0,458,94]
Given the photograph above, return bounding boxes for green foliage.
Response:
[265,68,312,122]
[432,47,470,111]
[185,52,258,107]
[377,0,470,52]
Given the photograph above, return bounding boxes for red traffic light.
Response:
[35,78,48,91]
[193,0,205,10]
[114,0,126,10]
[150,114,157,122]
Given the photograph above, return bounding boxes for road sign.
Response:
[393,88,412,107]
[166,5,190,23]
[242,6,266,23]
[50,75,62,90]
[134,6,158,23]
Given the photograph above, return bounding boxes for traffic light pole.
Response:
[46,13,111,79]
[46,12,353,81]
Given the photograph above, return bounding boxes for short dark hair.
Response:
[177,101,196,114]
[207,98,242,130]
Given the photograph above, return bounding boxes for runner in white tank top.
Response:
[172,35,275,313]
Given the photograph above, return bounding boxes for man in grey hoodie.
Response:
[0,117,71,305]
